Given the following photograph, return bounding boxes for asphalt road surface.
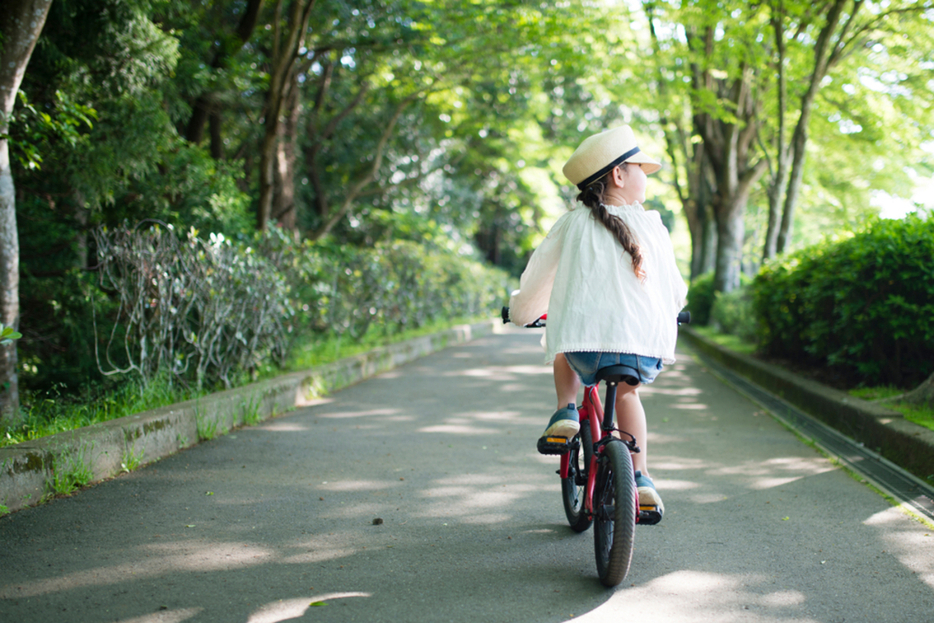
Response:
[1,327,932,623]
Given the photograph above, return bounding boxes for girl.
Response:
[508,125,687,519]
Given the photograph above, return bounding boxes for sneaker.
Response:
[541,404,579,439]
[635,470,665,520]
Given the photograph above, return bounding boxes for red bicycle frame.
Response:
[559,384,641,519]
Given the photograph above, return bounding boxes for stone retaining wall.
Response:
[680,327,934,480]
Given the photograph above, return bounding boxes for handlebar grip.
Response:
[501,306,510,324]
[677,311,691,325]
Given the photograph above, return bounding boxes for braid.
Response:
[575,166,646,281]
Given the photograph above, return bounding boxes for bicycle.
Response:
[502,306,690,587]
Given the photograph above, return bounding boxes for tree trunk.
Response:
[902,371,934,408]
[307,95,416,241]
[0,0,55,426]
[713,195,746,293]
[762,0,789,261]
[775,0,854,254]
[698,203,717,277]
[74,190,89,270]
[257,0,317,231]
[209,111,224,160]
[272,71,301,233]
[776,122,807,252]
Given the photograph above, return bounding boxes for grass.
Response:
[849,387,934,433]
[121,446,145,473]
[2,375,206,449]
[283,315,482,370]
[690,325,758,355]
[48,443,94,496]
[889,402,934,433]
[1,315,490,449]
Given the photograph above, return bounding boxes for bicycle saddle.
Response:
[594,365,640,386]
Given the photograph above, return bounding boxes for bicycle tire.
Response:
[593,439,636,587]
[561,423,593,532]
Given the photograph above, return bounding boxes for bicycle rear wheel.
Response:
[561,423,593,532]
[593,439,636,587]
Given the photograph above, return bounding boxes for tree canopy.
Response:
[1,0,932,421]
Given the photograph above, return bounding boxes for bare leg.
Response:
[554,353,581,409]
[615,385,649,476]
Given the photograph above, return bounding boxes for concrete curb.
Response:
[0,320,498,514]
[679,327,934,480]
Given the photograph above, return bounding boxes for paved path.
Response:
[1,328,932,623]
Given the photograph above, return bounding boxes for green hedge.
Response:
[752,216,934,387]
[686,272,716,326]
[91,225,510,392]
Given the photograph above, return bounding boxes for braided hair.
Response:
[575,163,646,281]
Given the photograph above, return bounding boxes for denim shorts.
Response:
[563,352,663,387]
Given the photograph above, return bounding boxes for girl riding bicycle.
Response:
[508,124,687,520]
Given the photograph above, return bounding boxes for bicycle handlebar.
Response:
[502,306,691,328]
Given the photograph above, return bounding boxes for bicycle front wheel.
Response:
[561,424,593,532]
[592,439,636,587]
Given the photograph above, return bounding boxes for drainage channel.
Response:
[690,349,934,524]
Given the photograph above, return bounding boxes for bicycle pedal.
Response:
[537,436,571,455]
[638,507,663,525]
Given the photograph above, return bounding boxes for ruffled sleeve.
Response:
[508,213,570,326]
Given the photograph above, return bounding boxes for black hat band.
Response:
[576,147,641,190]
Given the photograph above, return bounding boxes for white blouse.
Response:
[509,202,688,365]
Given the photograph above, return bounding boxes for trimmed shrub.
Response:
[710,286,758,344]
[92,224,510,391]
[752,216,934,387]
[686,272,716,326]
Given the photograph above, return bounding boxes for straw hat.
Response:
[562,125,661,189]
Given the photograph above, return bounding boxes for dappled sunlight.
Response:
[708,457,834,491]
[256,422,309,432]
[749,477,805,489]
[434,473,503,485]
[294,396,334,408]
[278,546,356,564]
[864,506,934,590]
[467,409,523,422]
[575,571,822,623]
[446,364,551,380]
[382,415,416,422]
[317,501,385,520]
[760,591,807,607]
[670,402,710,411]
[650,454,842,505]
[414,476,551,521]
[641,386,703,397]
[417,423,499,434]
[0,541,275,598]
[316,407,400,419]
[645,431,690,445]
[415,407,540,433]
[458,513,514,524]
[278,532,359,564]
[246,593,371,623]
[656,478,701,491]
[687,492,731,504]
[318,479,400,492]
[114,608,203,623]
[653,457,710,471]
